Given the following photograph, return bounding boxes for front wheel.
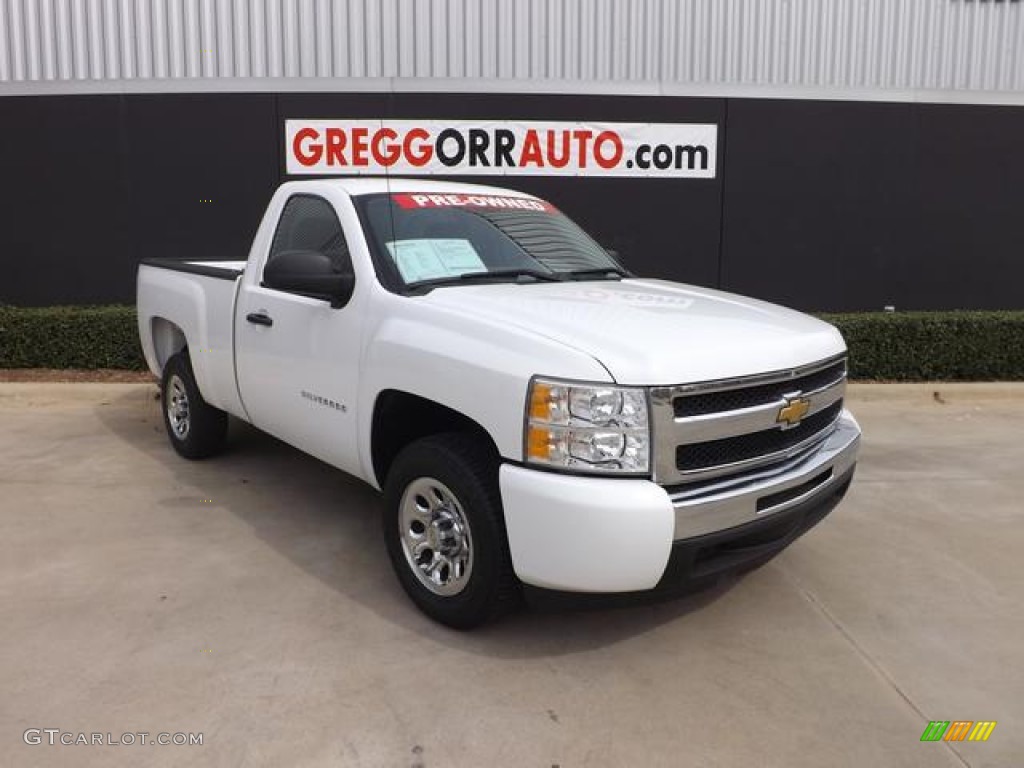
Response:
[383,433,519,629]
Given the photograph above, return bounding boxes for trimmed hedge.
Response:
[822,311,1024,381]
[0,305,145,370]
[1,305,1022,380]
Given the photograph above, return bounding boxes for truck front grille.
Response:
[650,355,847,486]
[673,359,847,418]
[675,401,843,472]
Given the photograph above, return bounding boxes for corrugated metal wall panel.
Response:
[2,0,1024,95]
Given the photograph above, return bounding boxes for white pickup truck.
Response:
[137,178,860,628]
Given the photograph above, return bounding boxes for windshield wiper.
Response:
[409,269,564,290]
[565,267,630,281]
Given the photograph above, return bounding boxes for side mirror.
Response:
[263,250,355,308]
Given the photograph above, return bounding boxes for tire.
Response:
[383,433,520,629]
[160,350,228,460]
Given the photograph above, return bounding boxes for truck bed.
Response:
[137,258,246,419]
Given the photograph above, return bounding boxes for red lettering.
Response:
[293,127,323,167]
[404,128,433,167]
[391,193,555,211]
[594,130,623,169]
[325,128,347,166]
[391,194,427,208]
[572,129,593,168]
[546,130,571,168]
[351,127,369,166]
[371,128,400,166]
[519,129,545,167]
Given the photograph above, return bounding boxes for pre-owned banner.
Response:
[285,119,717,178]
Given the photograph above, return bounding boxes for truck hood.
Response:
[420,278,846,385]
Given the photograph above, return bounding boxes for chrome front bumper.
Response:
[670,411,861,540]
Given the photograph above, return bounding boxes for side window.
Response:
[267,195,351,276]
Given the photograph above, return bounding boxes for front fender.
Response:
[357,302,611,484]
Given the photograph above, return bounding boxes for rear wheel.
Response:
[160,351,228,460]
[384,433,519,628]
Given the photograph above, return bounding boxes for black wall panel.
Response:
[721,99,1024,311]
[0,96,126,305]
[0,93,280,305]
[909,103,1024,310]
[720,99,919,311]
[122,94,278,291]
[1,90,1022,311]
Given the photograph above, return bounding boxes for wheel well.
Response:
[371,390,498,486]
[150,317,187,374]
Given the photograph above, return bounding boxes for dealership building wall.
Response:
[2,0,1024,311]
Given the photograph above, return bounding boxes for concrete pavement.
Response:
[0,383,1021,767]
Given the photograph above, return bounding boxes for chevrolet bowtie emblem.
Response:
[777,395,811,427]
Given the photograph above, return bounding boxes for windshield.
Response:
[354,192,626,291]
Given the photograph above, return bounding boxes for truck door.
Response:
[234,193,364,476]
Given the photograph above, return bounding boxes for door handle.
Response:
[246,312,273,327]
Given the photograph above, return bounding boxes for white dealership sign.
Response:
[286,119,717,178]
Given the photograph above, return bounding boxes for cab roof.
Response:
[280,177,546,201]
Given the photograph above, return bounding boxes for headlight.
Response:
[524,377,650,474]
